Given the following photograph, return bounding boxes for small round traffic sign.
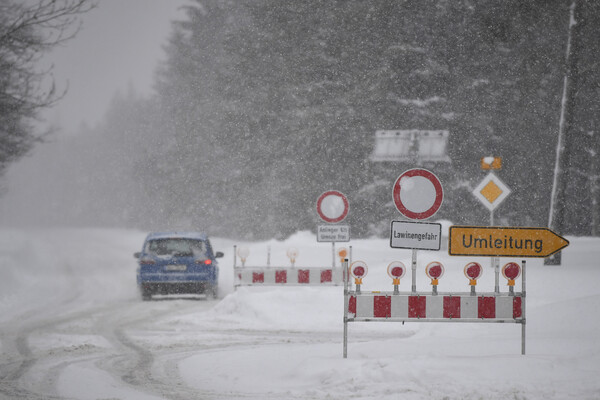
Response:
[425,261,445,280]
[237,246,249,260]
[464,262,483,280]
[502,262,521,280]
[350,261,368,279]
[316,190,349,223]
[392,169,443,220]
[387,261,406,279]
[286,247,299,260]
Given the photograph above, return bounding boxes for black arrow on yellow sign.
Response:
[448,226,569,258]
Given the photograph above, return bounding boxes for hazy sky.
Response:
[43,0,188,134]
[0,0,188,224]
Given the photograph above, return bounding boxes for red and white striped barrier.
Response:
[343,259,527,357]
[235,266,342,287]
[233,245,344,288]
[348,293,522,321]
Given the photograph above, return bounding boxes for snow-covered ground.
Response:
[0,227,598,399]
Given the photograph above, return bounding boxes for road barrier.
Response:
[236,266,342,286]
[343,259,526,357]
[233,245,345,288]
[348,293,522,321]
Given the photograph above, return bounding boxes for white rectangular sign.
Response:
[390,221,441,250]
[317,225,350,242]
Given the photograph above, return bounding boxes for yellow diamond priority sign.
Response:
[480,180,503,203]
[473,172,511,211]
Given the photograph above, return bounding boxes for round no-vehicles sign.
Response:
[392,169,443,220]
[316,190,349,223]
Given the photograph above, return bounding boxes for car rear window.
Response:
[145,238,208,258]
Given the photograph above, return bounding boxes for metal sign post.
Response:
[343,258,349,359]
[327,241,336,270]
[411,249,417,293]
[522,259,527,355]
[342,248,354,359]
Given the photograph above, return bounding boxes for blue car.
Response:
[134,232,223,300]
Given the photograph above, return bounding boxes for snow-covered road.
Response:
[1,228,599,399]
[0,229,204,399]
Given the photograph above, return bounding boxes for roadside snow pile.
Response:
[174,287,342,332]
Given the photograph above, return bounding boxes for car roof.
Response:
[145,232,209,241]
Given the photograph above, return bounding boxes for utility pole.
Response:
[546,1,580,265]
[590,134,599,237]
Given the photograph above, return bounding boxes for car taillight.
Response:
[140,257,155,265]
[196,259,212,265]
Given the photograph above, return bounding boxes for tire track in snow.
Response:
[0,261,88,399]
[90,298,217,400]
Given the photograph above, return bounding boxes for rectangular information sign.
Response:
[317,225,350,242]
[390,221,442,250]
[448,225,569,258]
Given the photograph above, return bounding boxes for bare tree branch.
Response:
[0,0,96,181]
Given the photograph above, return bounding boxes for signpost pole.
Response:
[490,210,500,293]
[343,259,349,359]
[233,245,238,291]
[349,245,353,275]
[494,260,500,294]
[332,242,335,269]
[411,249,417,293]
[522,259,527,355]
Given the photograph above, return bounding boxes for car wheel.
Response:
[209,285,218,299]
[141,286,152,301]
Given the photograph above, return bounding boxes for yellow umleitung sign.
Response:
[449,226,569,258]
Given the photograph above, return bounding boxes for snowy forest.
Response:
[11,0,600,240]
